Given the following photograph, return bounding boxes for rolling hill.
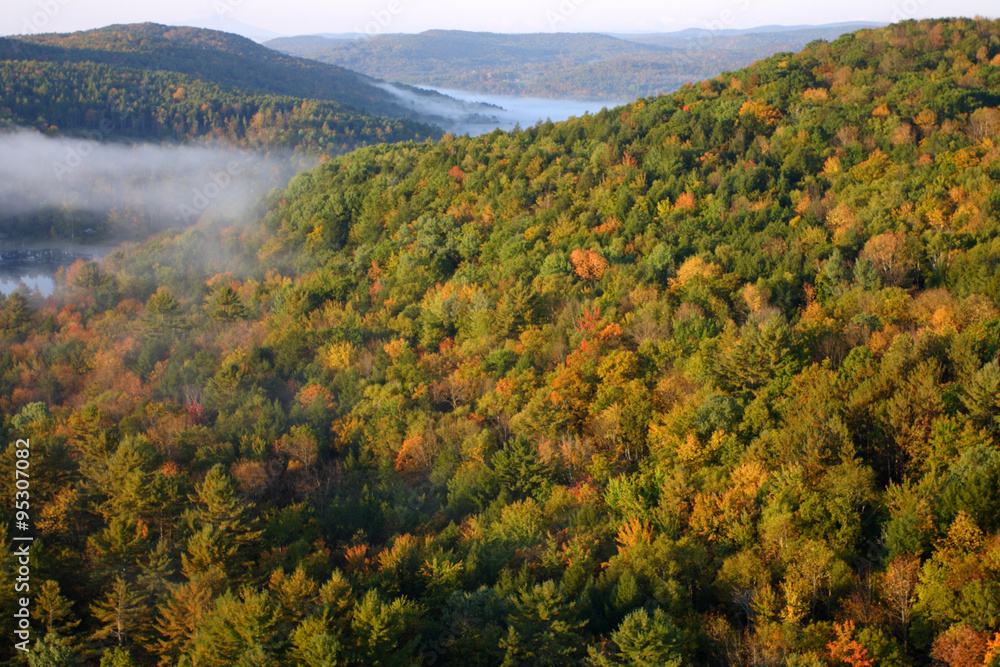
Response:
[2,23,495,127]
[267,22,883,99]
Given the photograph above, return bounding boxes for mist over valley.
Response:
[0,129,310,294]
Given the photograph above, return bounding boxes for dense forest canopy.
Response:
[5,16,1000,666]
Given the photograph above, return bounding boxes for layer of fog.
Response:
[380,84,626,136]
[0,129,311,233]
[0,129,312,296]
[373,82,506,135]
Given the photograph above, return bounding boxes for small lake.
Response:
[414,86,628,136]
[0,245,111,297]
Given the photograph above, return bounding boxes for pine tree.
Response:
[190,587,281,666]
[500,580,586,666]
[269,566,319,625]
[587,608,684,667]
[99,647,137,667]
[144,287,182,329]
[0,292,32,338]
[154,576,218,666]
[188,464,259,537]
[289,612,344,667]
[962,361,1000,433]
[318,569,354,618]
[492,438,551,501]
[97,435,156,523]
[349,590,422,667]
[74,262,120,309]
[91,576,148,647]
[35,580,80,636]
[181,524,238,582]
[86,515,150,584]
[27,633,78,667]
[184,464,261,583]
[138,540,175,605]
[210,285,248,320]
[145,470,188,543]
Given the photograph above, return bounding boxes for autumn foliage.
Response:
[4,18,1000,666]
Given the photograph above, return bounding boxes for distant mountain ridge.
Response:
[266,23,887,99]
[631,21,883,38]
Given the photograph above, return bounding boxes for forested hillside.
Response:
[268,23,879,99]
[5,17,1000,666]
[0,24,441,155]
[8,23,452,122]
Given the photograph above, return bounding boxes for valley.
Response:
[2,14,1000,667]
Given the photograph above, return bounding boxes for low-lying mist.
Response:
[378,84,623,136]
[374,82,505,135]
[0,129,314,243]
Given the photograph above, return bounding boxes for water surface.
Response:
[390,84,629,136]
[0,244,112,297]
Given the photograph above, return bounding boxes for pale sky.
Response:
[2,0,997,38]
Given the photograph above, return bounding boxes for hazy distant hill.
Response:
[267,23,883,99]
[170,15,284,42]
[621,21,881,38]
[617,22,882,49]
[265,33,361,56]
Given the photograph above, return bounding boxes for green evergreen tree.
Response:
[184,464,261,582]
[289,612,344,667]
[348,590,422,667]
[210,285,248,321]
[190,587,281,667]
[492,438,552,501]
[144,287,182,330]
[500,580,586,666]
[27,633,78,667]
[0,292,32,338]
[99,647,137,667]
[587,608,684,667]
